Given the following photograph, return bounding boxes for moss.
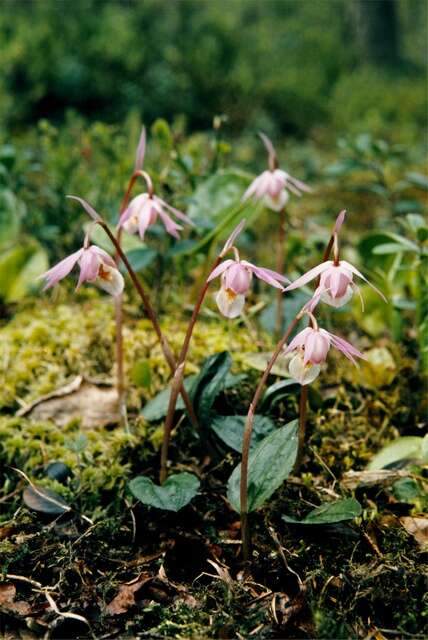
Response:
[0,297,263,411]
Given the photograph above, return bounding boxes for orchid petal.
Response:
[90,246,116,268]
[284,261,333,292]
[333,209,346,234]
[134,125,146,172]
[66,195,102,222]
[157,209,182,238]
[95,265,124,297]
[283,327,312,355]
[287,175,312,193]
[157,197,195,226]
[207,259,235,282]
[220,219,246,256]
[340,260,387,302]
[242,261,285,290]
[77,249,100,288]
[39,248,84,290]
[324,329,366,365]
[215,287,246,318]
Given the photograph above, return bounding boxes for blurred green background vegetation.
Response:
[0,0,426,139]
[0,0,426,354]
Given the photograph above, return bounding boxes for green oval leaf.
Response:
[227,420,298,513]
[367,436,427,470]
[210,414,275,453]
[282,498,362,525]
[129,472,200,512]
[190,351,232,424]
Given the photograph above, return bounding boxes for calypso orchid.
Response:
[207,221,288,318]
[39,243,124,297]
[284,317,366,385]
[119,192,194,240]
[285,257,387,310]
[242,133,311,212]
[284,209,386,309]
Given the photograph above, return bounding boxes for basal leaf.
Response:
[129,472,200,512]
[190,351,232,424]
[141,375,197,422]
[282,498,362,525]
[210,414,275,453]
[368,436,427,470]
[227,420,298,513]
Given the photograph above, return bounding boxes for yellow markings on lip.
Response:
[225,288,237,301]
[98,264,113,282]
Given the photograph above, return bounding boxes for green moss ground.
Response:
[0,296,427,639]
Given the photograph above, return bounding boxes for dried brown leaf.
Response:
[342,469,409,490]
[18,379,119,428]
[0,584,31,616]
[105,573,152,615]
[400,516,428,549]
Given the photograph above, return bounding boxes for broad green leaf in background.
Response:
[0,189,24,249]
[227,419,298,513]
[210,414,276,453]
[368,435,428,470]
[187,169,252,223]
[282,498,362,525]
[393,200,424,215]
[0,241,48,302]
[129,472,200,511]
[125,246,158,271]
[85,222,142,253]
[242,352,291,378]
[261,379,300,410]
[260,291,310,335]
[405,172,428,191]
[23,484,71,515]
[140,364,242,423]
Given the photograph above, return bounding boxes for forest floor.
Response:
[0,295,427,639]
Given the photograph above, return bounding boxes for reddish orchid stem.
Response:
[296,226,339,463]
[96,196,198,431]
[113,174,152,429]
[241,221,340,561]
[275,207,286,337]
[159,255,222,484]
[240,314,302,562]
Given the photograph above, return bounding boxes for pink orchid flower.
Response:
[243,168,311,212]
[39,245,124,297]
[119,193,194,240]
[208,259,288,318]
[284,259,387,310]
[284,326,366,385]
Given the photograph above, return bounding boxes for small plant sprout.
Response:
[243,132,311,336]
[40,238,124,297]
